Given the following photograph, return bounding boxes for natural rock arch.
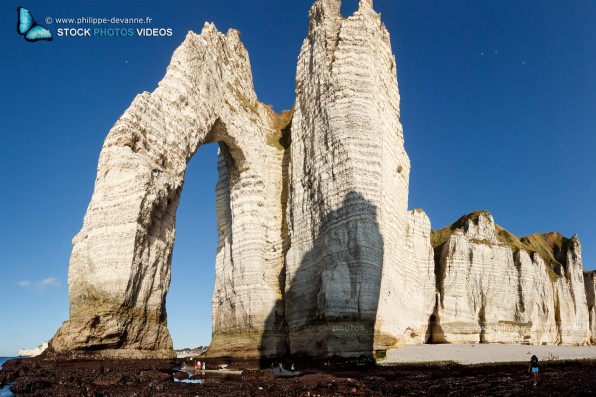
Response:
[48,0,439,361]
[49,24,289,359]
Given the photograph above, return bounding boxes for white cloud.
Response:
[17,280,31,287]
[36,277,61,291]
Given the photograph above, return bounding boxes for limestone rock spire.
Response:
[313,0,341,15]
[359,0,374,10]
[285,0,435,357]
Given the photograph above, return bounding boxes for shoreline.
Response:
[382,344,596,365]
[1,351,595,396]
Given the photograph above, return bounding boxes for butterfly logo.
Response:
[17,7,53,42]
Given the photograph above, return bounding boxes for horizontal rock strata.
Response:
[48,0,594,362]
[585,271,596,344]
[49,23,286,359]
[284,0,434,358]
[430,211,591,345]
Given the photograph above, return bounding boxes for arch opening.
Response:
[165,119,245,354]
[165,143,219,354]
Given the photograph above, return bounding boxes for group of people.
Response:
[187,358,206,372]
[195,360,206,372]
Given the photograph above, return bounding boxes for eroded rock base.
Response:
[1,357,595,397]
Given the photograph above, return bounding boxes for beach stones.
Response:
[173,371,189,380]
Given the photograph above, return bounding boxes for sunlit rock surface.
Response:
[584,271,596,344]
[48,0,593,361]
[49,24,287,359]
[431,211,590,345]
[403,210,437,345]
[284,0,435,357]
[18,342,48,358]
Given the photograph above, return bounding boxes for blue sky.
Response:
[0,0,594,356]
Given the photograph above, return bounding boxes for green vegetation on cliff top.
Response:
[266,106,294,150]
[430,210,492,248]
[430,210,572,281]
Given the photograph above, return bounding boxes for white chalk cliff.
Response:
[431,211,591,346]
[47,0,593,360]
[585,271,596,344]
[284,0,435,357]
[18,342,48,358]
[49,23,287,359]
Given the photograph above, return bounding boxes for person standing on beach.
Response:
[528,355,539,386]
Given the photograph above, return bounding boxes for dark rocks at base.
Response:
[173,370,189,380]
[139,370,171,382]
[1,357,176,396]
[1,357,595,396]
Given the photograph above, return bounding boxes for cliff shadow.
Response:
[260,191,384,367]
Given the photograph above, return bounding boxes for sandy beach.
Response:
[384,344,596,365]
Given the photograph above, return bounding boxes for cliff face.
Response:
[49,24,287,359]
[431,211,591,345]
[48,0,593,361]
[284,0,434,357]
[49,0,437,360]
[404,210,438,345]
[18,342,48,358]
[585,271,596,344]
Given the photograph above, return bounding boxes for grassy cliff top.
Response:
[430,210,491,248]
[266,106,294,150]
[431,211,571,273]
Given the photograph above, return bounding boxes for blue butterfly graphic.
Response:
[17,7,53,42]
